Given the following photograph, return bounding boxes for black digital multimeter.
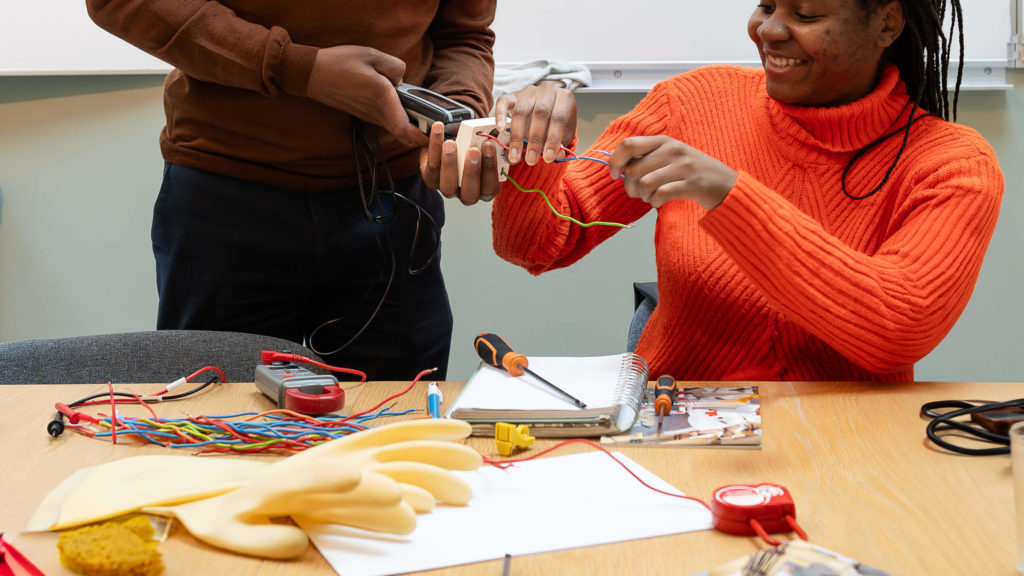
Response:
[397,83,475,137]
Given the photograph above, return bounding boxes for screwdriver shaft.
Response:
[522,367,588,409]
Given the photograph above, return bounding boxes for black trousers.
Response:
[152,163,453,380]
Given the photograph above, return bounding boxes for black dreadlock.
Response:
[843,0,964,200]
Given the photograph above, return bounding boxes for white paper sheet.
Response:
[299,451,713,576]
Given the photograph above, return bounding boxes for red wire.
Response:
[107,382,117,445]
[126,389,160,421]
[341,367,436,423]
[187,365,226,384]
[487,438,711,510]
[477,132,510,151]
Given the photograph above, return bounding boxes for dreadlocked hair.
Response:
[843,0,964,200]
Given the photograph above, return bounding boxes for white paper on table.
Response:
[298,450,713,576]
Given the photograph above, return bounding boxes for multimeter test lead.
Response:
[474,332,587,409]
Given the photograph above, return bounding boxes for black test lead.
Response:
[474,332,587,409]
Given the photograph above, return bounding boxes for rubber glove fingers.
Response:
[320,419,473,455]
[257,472,406,517]
[249,454,364,495]
[369,461,474,506]
[368,439,483,470]
[397,483,436,513]
[295,500,418,535]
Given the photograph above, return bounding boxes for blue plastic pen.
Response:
[427,382,443,418]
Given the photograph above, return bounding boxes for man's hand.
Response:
[420,122,501,205]
[307,45,428,147]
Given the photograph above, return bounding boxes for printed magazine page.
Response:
[601,385,760,448]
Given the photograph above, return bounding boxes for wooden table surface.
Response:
[1,380,1021,575]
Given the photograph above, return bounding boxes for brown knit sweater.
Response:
[86,0,495,191]
[492,65,1003,382]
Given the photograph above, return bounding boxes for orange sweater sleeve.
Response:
[491,86,673,274]
[701,149,1003,373]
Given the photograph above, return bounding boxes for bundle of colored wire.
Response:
[62,406,415,455]
[55,366,438,454]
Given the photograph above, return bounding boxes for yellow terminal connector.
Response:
[494,422,535,456]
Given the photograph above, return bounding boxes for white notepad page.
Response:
[299,450,712,576]
[452,354,630,411]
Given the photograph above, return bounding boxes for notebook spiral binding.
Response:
[615,353,650,425]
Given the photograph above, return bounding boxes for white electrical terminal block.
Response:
[454,117,510,186]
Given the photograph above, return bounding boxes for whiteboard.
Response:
[492,0,1015,91]
[0,0,1015,90]
[0,1,168,75]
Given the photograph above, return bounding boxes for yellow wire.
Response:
[502,171,634,229]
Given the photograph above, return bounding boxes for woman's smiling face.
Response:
[748,0,904,107]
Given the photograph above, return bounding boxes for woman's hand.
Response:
[607,136,738,210]
[496,81,577,166]
[307,45,428,148]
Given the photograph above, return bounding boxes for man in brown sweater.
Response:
[86,0,496,379]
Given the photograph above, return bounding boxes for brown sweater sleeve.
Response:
[423,0,496,117]
[85,0,317,97]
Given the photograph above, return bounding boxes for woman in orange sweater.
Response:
[429,0,1003,381]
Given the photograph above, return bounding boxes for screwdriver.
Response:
[474,332,587,409]
[654,374,677,430]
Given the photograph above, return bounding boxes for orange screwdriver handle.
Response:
[474,333,528,376]
[654,374,676,417]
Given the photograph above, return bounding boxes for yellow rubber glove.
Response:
[39,456,268,531]
[141,419,481,559]
[39,419,478,533]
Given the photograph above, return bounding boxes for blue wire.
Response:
[87,407,417,448]
[553,150,625,178]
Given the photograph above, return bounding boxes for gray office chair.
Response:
[627,282,658,352]
[0,330,324,384]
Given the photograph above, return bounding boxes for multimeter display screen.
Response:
[408,88,463,111]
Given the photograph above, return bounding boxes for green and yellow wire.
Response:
[477,131,635,229]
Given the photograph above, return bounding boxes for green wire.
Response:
[502,171,634,229]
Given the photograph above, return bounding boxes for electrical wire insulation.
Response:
[502,171,634,229]
[475,132,634,229]
[922,398,1024,455]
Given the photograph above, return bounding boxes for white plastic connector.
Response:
[454,117,510,186]
[165,376,188,393]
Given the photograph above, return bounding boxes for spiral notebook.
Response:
[446,353,649,437]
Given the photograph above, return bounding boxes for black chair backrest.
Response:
[627,282,659,352]
[0,330,324,384]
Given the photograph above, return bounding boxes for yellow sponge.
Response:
[57,516,164,576]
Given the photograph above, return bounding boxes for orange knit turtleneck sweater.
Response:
[491,65,1003,382]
